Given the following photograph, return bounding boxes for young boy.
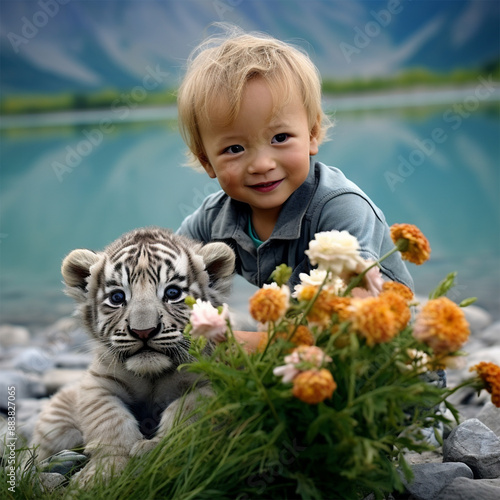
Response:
[176,27,413,292]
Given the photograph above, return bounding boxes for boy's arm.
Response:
[316,193,414,289]
[176,189,227,243]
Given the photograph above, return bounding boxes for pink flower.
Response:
[285,345,332,369]
[343,261,384,298]
[273,364,300,383]
[274,346,332,384]
[189,299,229,343]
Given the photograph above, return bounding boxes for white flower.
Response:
[294,269,346,298]
[305,230,365,275]
[189,299,229,343]
[299,269,329,287]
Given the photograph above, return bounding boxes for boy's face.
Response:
[199,77,318,222]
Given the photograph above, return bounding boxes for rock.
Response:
[435,476,500,500]
[38,449,88,476]
[466,346,500,368]
[37,472,66,493]
[477,402,500,438]
[42,369,86,394]
[404,449,443,466]
[400,462,473,500]
[463,305,493,335]
[0,325,31,348]
[443,418,500,479]
[53,352,92,369]
[40,317,88,350]
[461,337,487,356]
[445,346,500,405]
[478,321,500,347]
[16,398,47,443]
[0,415,8,458]
[0,370,46,410]
[13,347,55,374]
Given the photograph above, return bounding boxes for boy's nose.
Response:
[248,150,276,174]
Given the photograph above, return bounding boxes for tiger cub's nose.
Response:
[130,327,157,340]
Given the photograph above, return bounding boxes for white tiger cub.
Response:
[31,227,235,485]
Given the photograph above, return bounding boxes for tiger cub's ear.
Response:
[62,249,101,297]
[198,242,235,296]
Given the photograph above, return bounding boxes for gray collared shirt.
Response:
[177,159,414,290]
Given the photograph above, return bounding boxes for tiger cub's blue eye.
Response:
[109,290,126,305]
[164,285,182,302]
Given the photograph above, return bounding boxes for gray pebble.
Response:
[443,418,500,479]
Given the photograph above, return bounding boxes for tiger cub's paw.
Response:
[130,438,160,457]
[70,455,128,488]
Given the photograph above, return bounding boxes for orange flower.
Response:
[295,284,317,302]
[249,284,289,323]
[350,296,400,346]
[328,296,352,323]
[381,281,414,302]
[380,291,411,332]
[470,362,500,408]
[390,223,431,265]
[292,369,337,404]
[296,285,351,326]
[413,297,470,355]
[286,325,315,347]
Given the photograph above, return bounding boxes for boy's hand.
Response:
[233,330,266,353]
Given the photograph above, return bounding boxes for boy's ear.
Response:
[309,117,321,156]
[309,135,319,156]
[200,159,217,178]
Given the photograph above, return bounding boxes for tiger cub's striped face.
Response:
[62,228,235,377]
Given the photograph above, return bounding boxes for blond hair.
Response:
[177,25,332,170]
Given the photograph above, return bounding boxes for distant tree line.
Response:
[1,61,498,115]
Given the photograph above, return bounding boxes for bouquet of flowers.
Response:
[178,223,499,499]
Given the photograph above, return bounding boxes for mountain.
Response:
[0,0,498,96]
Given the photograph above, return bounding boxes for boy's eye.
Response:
[224,144,244,154]
[272,133,289,144]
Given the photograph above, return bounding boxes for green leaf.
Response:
[444,400,461,425]
[434,426,444,446]
[429,271,457,299]
[459,297,477,307]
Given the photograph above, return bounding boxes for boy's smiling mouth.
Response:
[248,179,284,193]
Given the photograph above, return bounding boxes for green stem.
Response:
[300,270,332,317]
[258,321,277,361]
[438,377,482,406]
[342,239,407,297]
[227,322,282,424]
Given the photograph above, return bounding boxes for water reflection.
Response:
[0,102,498,326]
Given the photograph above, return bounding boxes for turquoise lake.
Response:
[1,90,499,327]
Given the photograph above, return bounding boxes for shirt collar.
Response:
[212,157,317,241]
